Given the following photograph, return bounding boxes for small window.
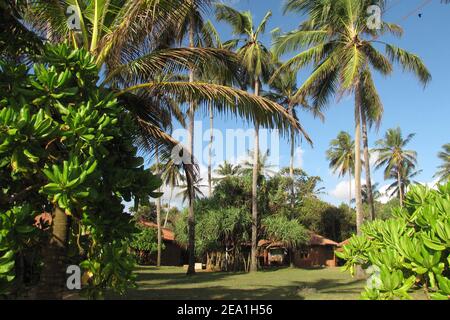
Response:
[299,249,309,259]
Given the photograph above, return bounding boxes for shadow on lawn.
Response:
[117,284,307,300]
[110,269,364,300]
[136,270,235,286]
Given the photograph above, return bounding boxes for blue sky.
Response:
[162,0,450,207]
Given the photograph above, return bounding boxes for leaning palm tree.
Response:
[326,131,355,206]
[434,143,450,183]
[373,127,418,206]
[274,0,430,233]
[161,159,184,227]
[216,4,275,272]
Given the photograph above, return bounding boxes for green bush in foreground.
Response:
[336,182,450,300]
[0,43,161,298]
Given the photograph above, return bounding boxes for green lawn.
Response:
[115,266,367,300]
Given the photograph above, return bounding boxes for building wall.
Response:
[293,245,336,268]
[147,241,184,266]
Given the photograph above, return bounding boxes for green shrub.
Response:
[336,182,450,300]
[0,43,162,298]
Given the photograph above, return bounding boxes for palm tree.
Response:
[177,177,206,204]
[150,72,186,268]
[265,66,318,207]
[198,20,236,197]
[175,1,298,276]
[214,161,242,181]
[386,162,422,200]
[361,183,381,204]
[161,159,184,227]
[434,143,450,183]
[240,149,277,178]
[22,0,300,284]
[360,75,383,221]
[373,127,418,206]
[326,132,355,206]
[274,0,430,234]
[216,4,276,272]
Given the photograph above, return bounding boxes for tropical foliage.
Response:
[337,182,450,300]
[0,44,161,298]
[373,127,418,206]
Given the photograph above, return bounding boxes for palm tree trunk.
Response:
[156,147,162,267]
[208,100,213,197]
[164,188,173,228]
[186,9,196,276]
[250,78,260,273]
[354,85,364,235]
[35,206,69,299]
[361,111,376,220]
[349,171,352,207]
[397,164,403,207]
[288,103,295,209]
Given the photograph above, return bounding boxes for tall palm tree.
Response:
[434,143,450,183]
[198,20,235,197]
[150,72,186,268]
[274,0,430,234]
[359,69,384,221]
[373,127,418,206]
[265,66,318,207]
[326,131,355,206]
[174,0,297,276]
[22,0,300,283]
[216,4,275,272]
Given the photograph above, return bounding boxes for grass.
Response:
[114,266,367,300]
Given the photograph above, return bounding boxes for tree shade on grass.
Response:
[112,266,367,300]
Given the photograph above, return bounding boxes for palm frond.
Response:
[385,44,431,86]
[117,82,301,135]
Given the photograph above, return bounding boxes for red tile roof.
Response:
[140,221,175,241]
[257,232,338,248]
[308,232,339,246]
[338,238,351,247]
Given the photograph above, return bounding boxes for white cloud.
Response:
[369,150,379,167]
[330,178,366,202]
[378,184,393,204]
[294,147,304,169]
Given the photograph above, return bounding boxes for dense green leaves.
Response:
[0,43,162,298]
[337,183,450,300]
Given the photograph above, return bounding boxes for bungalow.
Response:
[292,232,339,268]
[258,232,339,268]
[139,221,186,266]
